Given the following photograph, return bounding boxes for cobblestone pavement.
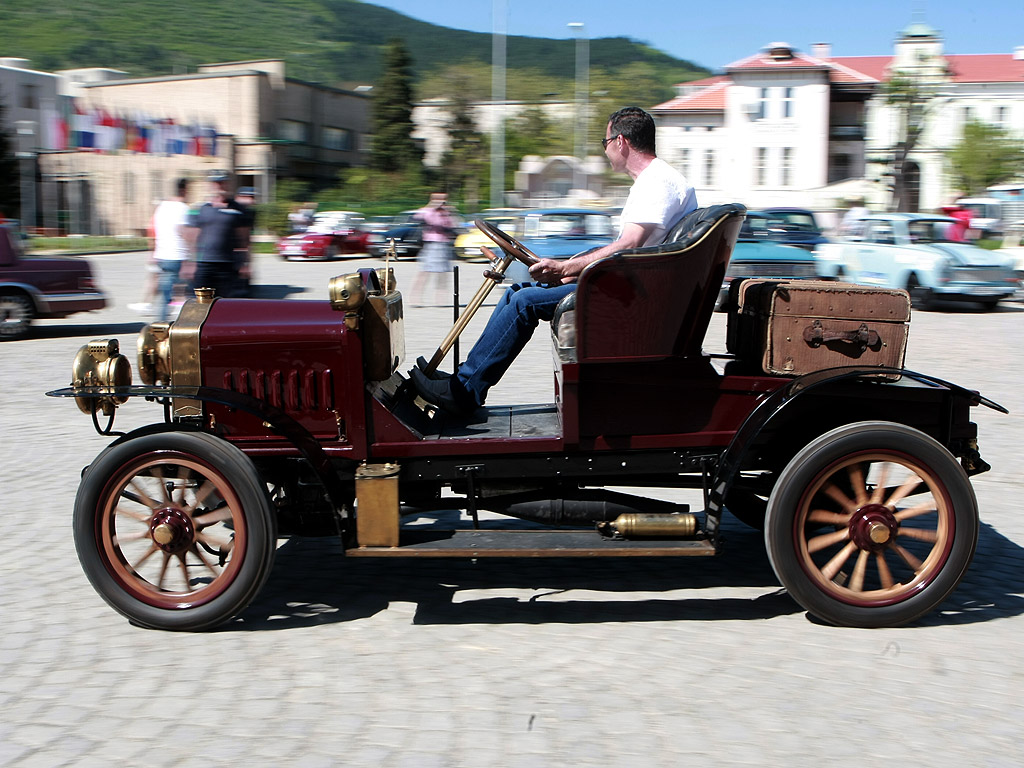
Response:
[2,249,1023,767]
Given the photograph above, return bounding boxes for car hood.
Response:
[929,243,1011,267]
[732,241,815,261]
[520,235,613,258]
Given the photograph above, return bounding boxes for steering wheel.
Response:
[475,219,540,267]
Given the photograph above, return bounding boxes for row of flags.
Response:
[43,96,218,156]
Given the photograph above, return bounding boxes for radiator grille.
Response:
[221,368,334,412]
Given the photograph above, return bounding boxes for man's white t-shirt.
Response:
[152,200,192,261]
[619,158,698,246]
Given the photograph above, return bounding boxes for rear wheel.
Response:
[324,244,339,260]
[906,275,933,310]
[0,293,35,341]
[765,422,978,627]
[74,431,277,631]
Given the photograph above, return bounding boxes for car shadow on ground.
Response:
[225,519,1024,632]
[30,321,147,340]
[249,284,308,300]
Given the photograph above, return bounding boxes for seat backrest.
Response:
[571,203,746,362]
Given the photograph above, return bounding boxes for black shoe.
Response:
[408,367,473,415]
[416,355,451,381]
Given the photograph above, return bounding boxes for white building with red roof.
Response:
[652,22,1024,215]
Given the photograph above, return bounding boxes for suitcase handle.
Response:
[803,320,880,349]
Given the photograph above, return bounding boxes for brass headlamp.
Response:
[71,338,132,415]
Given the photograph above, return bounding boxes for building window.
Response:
[679,148,691,180]
[279,119,310,143]
[20,84,38,110]
[705,149,715,187]
[962,106,974,125]
[124,171,135,205]
[151,172,163,206]
[782,87,794,119]
[781,148,793,186]
[755,148,767,186]
[323,126,352,151]
[995,105,1009,127]
[758,88,769,120]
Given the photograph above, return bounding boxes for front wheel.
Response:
[73,431,277,631]
[765,422,978,628]
[0,293,35,340]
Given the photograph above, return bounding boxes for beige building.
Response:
[18,59,370,235]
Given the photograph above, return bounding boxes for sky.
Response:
[361,0,1024,71]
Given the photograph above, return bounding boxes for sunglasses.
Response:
[601,134,621,149]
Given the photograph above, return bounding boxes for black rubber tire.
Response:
[73,431,277,631]
[0,293,35,341]
[325,244,339,261]
[765,421,978,628]
[906,275,933,310]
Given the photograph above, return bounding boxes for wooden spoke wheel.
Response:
[73,431,276,631]
[766,422,978,628]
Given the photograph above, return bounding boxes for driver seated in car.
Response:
[409,106,697,416]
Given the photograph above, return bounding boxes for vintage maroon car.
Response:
[277,210,371,260]
[1,224,107,340]
[49,204,1004,631]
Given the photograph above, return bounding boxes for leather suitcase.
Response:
[726,279,910,376]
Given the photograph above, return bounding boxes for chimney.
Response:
[1014,46,1024,61]
[811,43,832,60]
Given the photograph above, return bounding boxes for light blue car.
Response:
[498,208,616,283]
[814,213,1019,310]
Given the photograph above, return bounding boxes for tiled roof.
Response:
[944,54,1024,83]
[651,80,729,112]
[657,47,1024,112]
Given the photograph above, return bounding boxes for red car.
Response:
[49,205,1003,631]
[1,224,107,341]
[277,210,371,260]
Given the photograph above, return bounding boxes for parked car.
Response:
[366,211,425,260]
[500,208,617,282]
[1,224,107,340]
[997,219,1024,274]
[717,211,818,308]
[277,210,370,260]
[955,197,1003,239]
[49,203,1004,631]
[814,213,1019,310]
[759,207,829,251]
[455,210,524,262]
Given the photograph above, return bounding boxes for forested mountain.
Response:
[0,0,710,104]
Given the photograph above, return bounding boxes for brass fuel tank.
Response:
[608,513,698,538]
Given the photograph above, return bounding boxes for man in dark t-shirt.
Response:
[190,171,250,298]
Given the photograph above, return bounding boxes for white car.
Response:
[814,213,1019,310]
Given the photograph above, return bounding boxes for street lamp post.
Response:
[490,0,507,209]
[568,22,589,201]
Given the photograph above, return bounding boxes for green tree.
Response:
[370,38,423,173]
[948,120,1024,195]
[881,71,946,211]
[0,96,20,218]
[437,80,489,210]
[504,108,573,187]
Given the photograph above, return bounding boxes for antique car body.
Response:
[814,213,1019,309]
[277,210,370,260]
[717,211,818,307]
[49,204,1004,632]
[1,223,107,340]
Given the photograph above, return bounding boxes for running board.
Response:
[346,529,718,557]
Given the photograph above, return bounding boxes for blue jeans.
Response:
[156,260,183,322]
[455,281,576,407]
